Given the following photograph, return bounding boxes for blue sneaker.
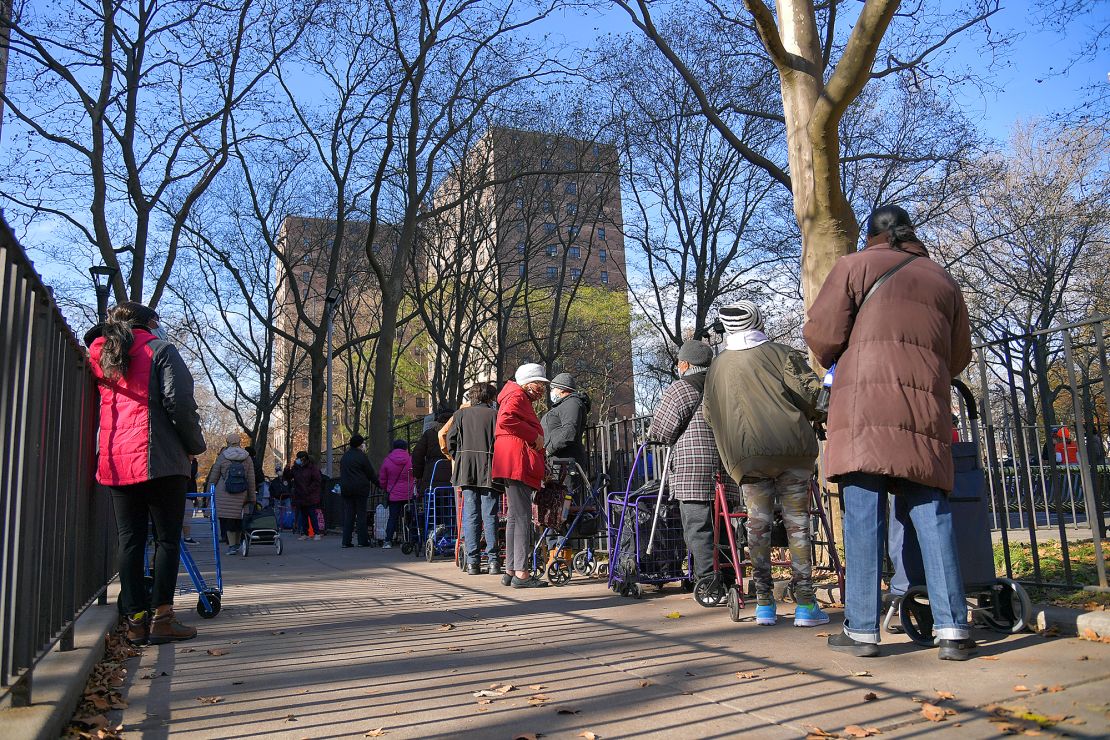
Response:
[754,602,777,625]
[794,602,830,627]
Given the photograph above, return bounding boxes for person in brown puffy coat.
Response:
[804,204,974,662]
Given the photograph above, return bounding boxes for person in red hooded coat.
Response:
[491,363,550,588]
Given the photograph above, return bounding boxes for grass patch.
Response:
[994,539,1110,609]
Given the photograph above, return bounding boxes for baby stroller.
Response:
[884,380,1033,642]
[240,504,283,556]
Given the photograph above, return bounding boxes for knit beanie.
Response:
[719,301,764,334]
[677,340,713,368]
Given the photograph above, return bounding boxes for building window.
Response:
[300,378,310,389]
[395,397,405,408]
[601,271,609,284]
[569,246,581,259]
[544,222,556,235]
[546,244,558,257]
[599,248,607,263]
[546,266,558,280]
[566,203,577,216]
[570,268,581,280]
[563,159,574,170]
[516,242,526,254]
[568,226,580,238]
[515,197,524,209]
[598,227,606,240]
[593,143,600,157]
[301,270,311,282]
[416,397,426,408]
[543,178,553,192]
[542,200,553,213]
[541,158,552,169]
[301,253,311,264]
[565,181,577,195]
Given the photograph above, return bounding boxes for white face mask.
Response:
[549,390,562,404]
[151,325,169,341]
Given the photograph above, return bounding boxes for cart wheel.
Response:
[240,538,250,557]
[630,583,642,599]
[727,586,742,622]
[594,561,609,577]
[197,590,222,619]
[976,578,1033,634]
[680,578,695,593]
[401,542,414,555]
[424,538,435,562]
[275,537,284,555]
[572,550,593,575]
[694,575,726,607]
[547,561,572,586]
[898,586,936,647]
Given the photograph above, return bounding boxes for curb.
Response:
[1033,602,1110,640]
[0,585,120,740]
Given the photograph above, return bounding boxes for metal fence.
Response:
[0,219,115,707]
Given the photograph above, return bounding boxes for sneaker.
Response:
[501,573,514,587]
[125,612,149,646]
[382,542,393,549]
[755,602,778,626]
[313,534,323,541]
[794,602,831,627]
[148,610,197,644]
[511,576,550,589]
[225,546,238,556]
[183,537,198,545]
[341,543,354,548]
[467,563,482,575]
[827,631,880,657]
[297,535,309,541]
[488,558,502,575]
[937,638,977,661]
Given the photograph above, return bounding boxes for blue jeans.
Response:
[385,500,405,542]
[462,487,500,561]
[888,494,924,596]
[842,474,968,643]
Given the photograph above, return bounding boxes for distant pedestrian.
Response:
[804,204,974,661]
[379,439,415,548]
[703,302,828,628]
[492,363,550,589]
[448,382,500,575]
[339,434,377,548]
[208,432,258,556]
[86,301,206,645]
[284,451,324,540]
[646,340,740,586]
[413,407,454,494]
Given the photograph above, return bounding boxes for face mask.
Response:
[151,326,169,341]
[549,390,561,404]
[294,459,304,467]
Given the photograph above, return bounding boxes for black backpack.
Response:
[225,460,248,493]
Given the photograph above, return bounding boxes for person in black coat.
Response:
[339,434,377,547]
[448,383,500,575]
[413,407,454,493]
[541,372,591,470]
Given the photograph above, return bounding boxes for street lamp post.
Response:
[324,286,342,477]
[89,265,118,323]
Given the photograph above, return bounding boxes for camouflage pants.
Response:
[742,468,813,605]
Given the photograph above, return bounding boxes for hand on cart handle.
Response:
[813,421,827,441]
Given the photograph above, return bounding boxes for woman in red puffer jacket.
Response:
[491,363,550,589]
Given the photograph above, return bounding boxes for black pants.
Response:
[342,495,369,546]
[679,500,715,580]
[111,475,188,616]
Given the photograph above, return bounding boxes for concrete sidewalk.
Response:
[108,539,1110,739]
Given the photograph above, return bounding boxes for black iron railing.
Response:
[0,218,116,707]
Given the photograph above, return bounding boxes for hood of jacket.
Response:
[553,390,591,416]
[385,448,411,466]
[222,446,250,462]
[864,234,929,257]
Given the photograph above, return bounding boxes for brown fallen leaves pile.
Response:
[984,703,1084,735]
[62,626,140,739]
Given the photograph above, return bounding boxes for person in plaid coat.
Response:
[647,339,741,581]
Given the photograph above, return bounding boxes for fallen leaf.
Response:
[935,690,956,701]
[815,631,833,637]
[578,733,599,740]
[804,726,838,738]
[921,703,950,722]
[735,671,761,679]
[492,683,515,694]
[1077,655,1089,661]
[472,690,500,698]
[557,708,581,715]
[1046,685,1064,693]
[285,714,297,722]
[849,670,872,677]
[206,648,229,656]
[980,655,999,660]
[528,684,547,690]
[196,696,224,704]
[664,612,681,619]
[863,692,878,702]
[179,647,197,653]
[437,624,455,632]
[365,729,387,738]
[477,698,493,705]
[638,680,651,688]
[843,726,881,737]
[1013,685,1029,692]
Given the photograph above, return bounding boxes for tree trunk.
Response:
[367,288,402,467]
[307,348,326,461]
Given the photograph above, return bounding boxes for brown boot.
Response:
[125,612,150,646]
[148,609,197,644]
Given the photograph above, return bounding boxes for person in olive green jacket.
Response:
[703,301,827,629]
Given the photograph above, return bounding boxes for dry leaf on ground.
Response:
[492,683,515,694]
[735,671,762,679]
[528,684,547,690]
[196,696,224,704]
[843,726,881,737]
[1013,685,1029,692]
[863,692,878,702]
[527,694,550,706]
[935,690,956,701]
[921,703,953,722]
[472,690,500,698]
[815,632,833,637]
[638,680,652,688]
[365,729,387,737]
[206,648,229,656]
[664,612,681,619]
[804,725,838,738]
[1046,685,1064,692]
[437,624,455,632]
[980,655,1000,661]
[849,670,872,677]
[579,733,599,740]
[285,714,297,722]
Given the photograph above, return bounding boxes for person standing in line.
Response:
[413,406,454,495]
[492,364,550,589]
[703,302,828,628]
[208,432,258,556]
[85,302,206,645]
[379,439,415,548]
[284,451,324,540]
[449,382,501,575]
[339,434,377,548]
[541,373,591,469]
[804,204,974,661]
[646,340,741,588]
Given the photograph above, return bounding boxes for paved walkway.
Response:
[112,539,1110,739]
